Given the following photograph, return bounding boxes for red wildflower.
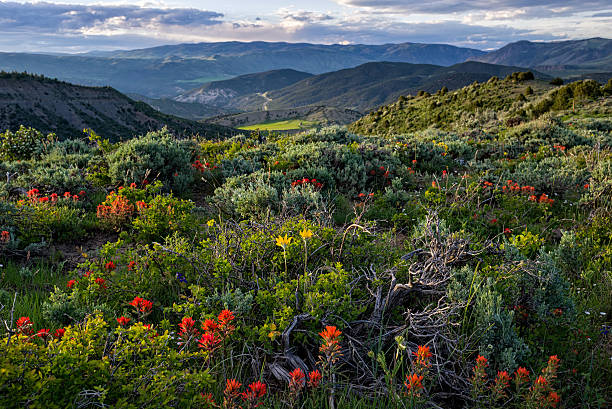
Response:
[0,230,10,243]
[308,370,322,388]
[358,193,365,198]
[369,170,376,175]
[534,375,548,387]
[319,326,342,343]
[79,190,86,196]
[289,368,306,392]
[16,316,34,335]
[241,381,267,405]
[105,261,116,270]
[178,316,197,335]
[94,277,107,289]
[218,309,235,330]
[504,228,512,234]
[84,271,92,277]
[413,345,432,367]
[39,197,49,203]
[202,319,219,332]
[404,373,424,393]
[127,261,137,271]
[117,316,131,327]
[490,218,497,224]
[515,367,530,384]
[50,193,58,202]
[412,159,417,164]
[547,391,561,408]
[224,378,243,399]
[476,355,488,367]
[64,192,71,198]
[54,328,65,338]
[442,170,447,178]
[129,296,153,313]
[198,332,222,351]
[583,184,589,189]
[36,329,51,338]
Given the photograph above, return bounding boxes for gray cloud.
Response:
[335,0,612,17]
[0,1,223,33]
[0,1,608,53]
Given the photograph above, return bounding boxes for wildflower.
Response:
[308,370,322,388]
[16,316,34,335]
[202,319,219,333]
[105,261,116,270]
[442,170,447,178]
[54,328,65,339]
[552,308,563,317]
[241,381,267,406]
[117,316,131,327]
[275,234,292,248]
[36,329,51,338]
[515,367,530,384]
[175,272,187,283]
[224,378,243,399]
[299,228,313,240]
[584,184,589,189]
[94,277,107,289]
[504,228,512,234]
[370,170,376,175]
[129,296,153,313]
[413,345,432,367]
[39,196,49,203]
[72,195,79,201]
[412,159,417,164]
[289,368,306,393]
[358,193,365,197]
[130,182,137,188]
[492,371,511,400]
[79,190,86,196]
[178,316,197,335]
[547,391,561,408]
[207,219,215,227]
[534,375,548,387]
[127,261,136,271]
[64,192,71,198]
[198,332,222,351]
[404,373,424,394]
[50,193,58,202]
[320,326,342,343]
[0,230,9,243]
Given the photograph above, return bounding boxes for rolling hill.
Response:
[127,94,233,120]
[0,72,236,140]
[231,61,546,113]
[349,75,610,135]
[175,69,313,106]
[470,38,612,74]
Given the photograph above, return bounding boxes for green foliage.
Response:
[106,127,195,194]
[0,125,54,160]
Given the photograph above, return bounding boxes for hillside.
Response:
[127,94,233,120]
[349,74,611,135]
[0,72,235,140]
[175,69,313,106]
[204,106,362,128]
[234,61,544,113]
[471,38,612,74]
[0,42,485,98]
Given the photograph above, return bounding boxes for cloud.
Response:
[0,1,609,53]
[334,0,612,18]
[0,1,224,34]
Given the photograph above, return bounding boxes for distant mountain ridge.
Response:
[470,38,612,73]
[228,61,546,113]
[0,73,235,140]
[0,41,486,98]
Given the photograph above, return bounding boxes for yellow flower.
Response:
[275,234,292,248]
[207,219,215,227]
[299,228,313,240]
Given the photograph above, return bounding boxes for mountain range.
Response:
[187,61,547,114]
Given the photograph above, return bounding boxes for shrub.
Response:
[0,126,54,161]
[106,128,195,194]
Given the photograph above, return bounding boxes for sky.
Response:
[0,1,610,53]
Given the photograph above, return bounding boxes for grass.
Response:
[0,261,67,327]
[239,119,319,131]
